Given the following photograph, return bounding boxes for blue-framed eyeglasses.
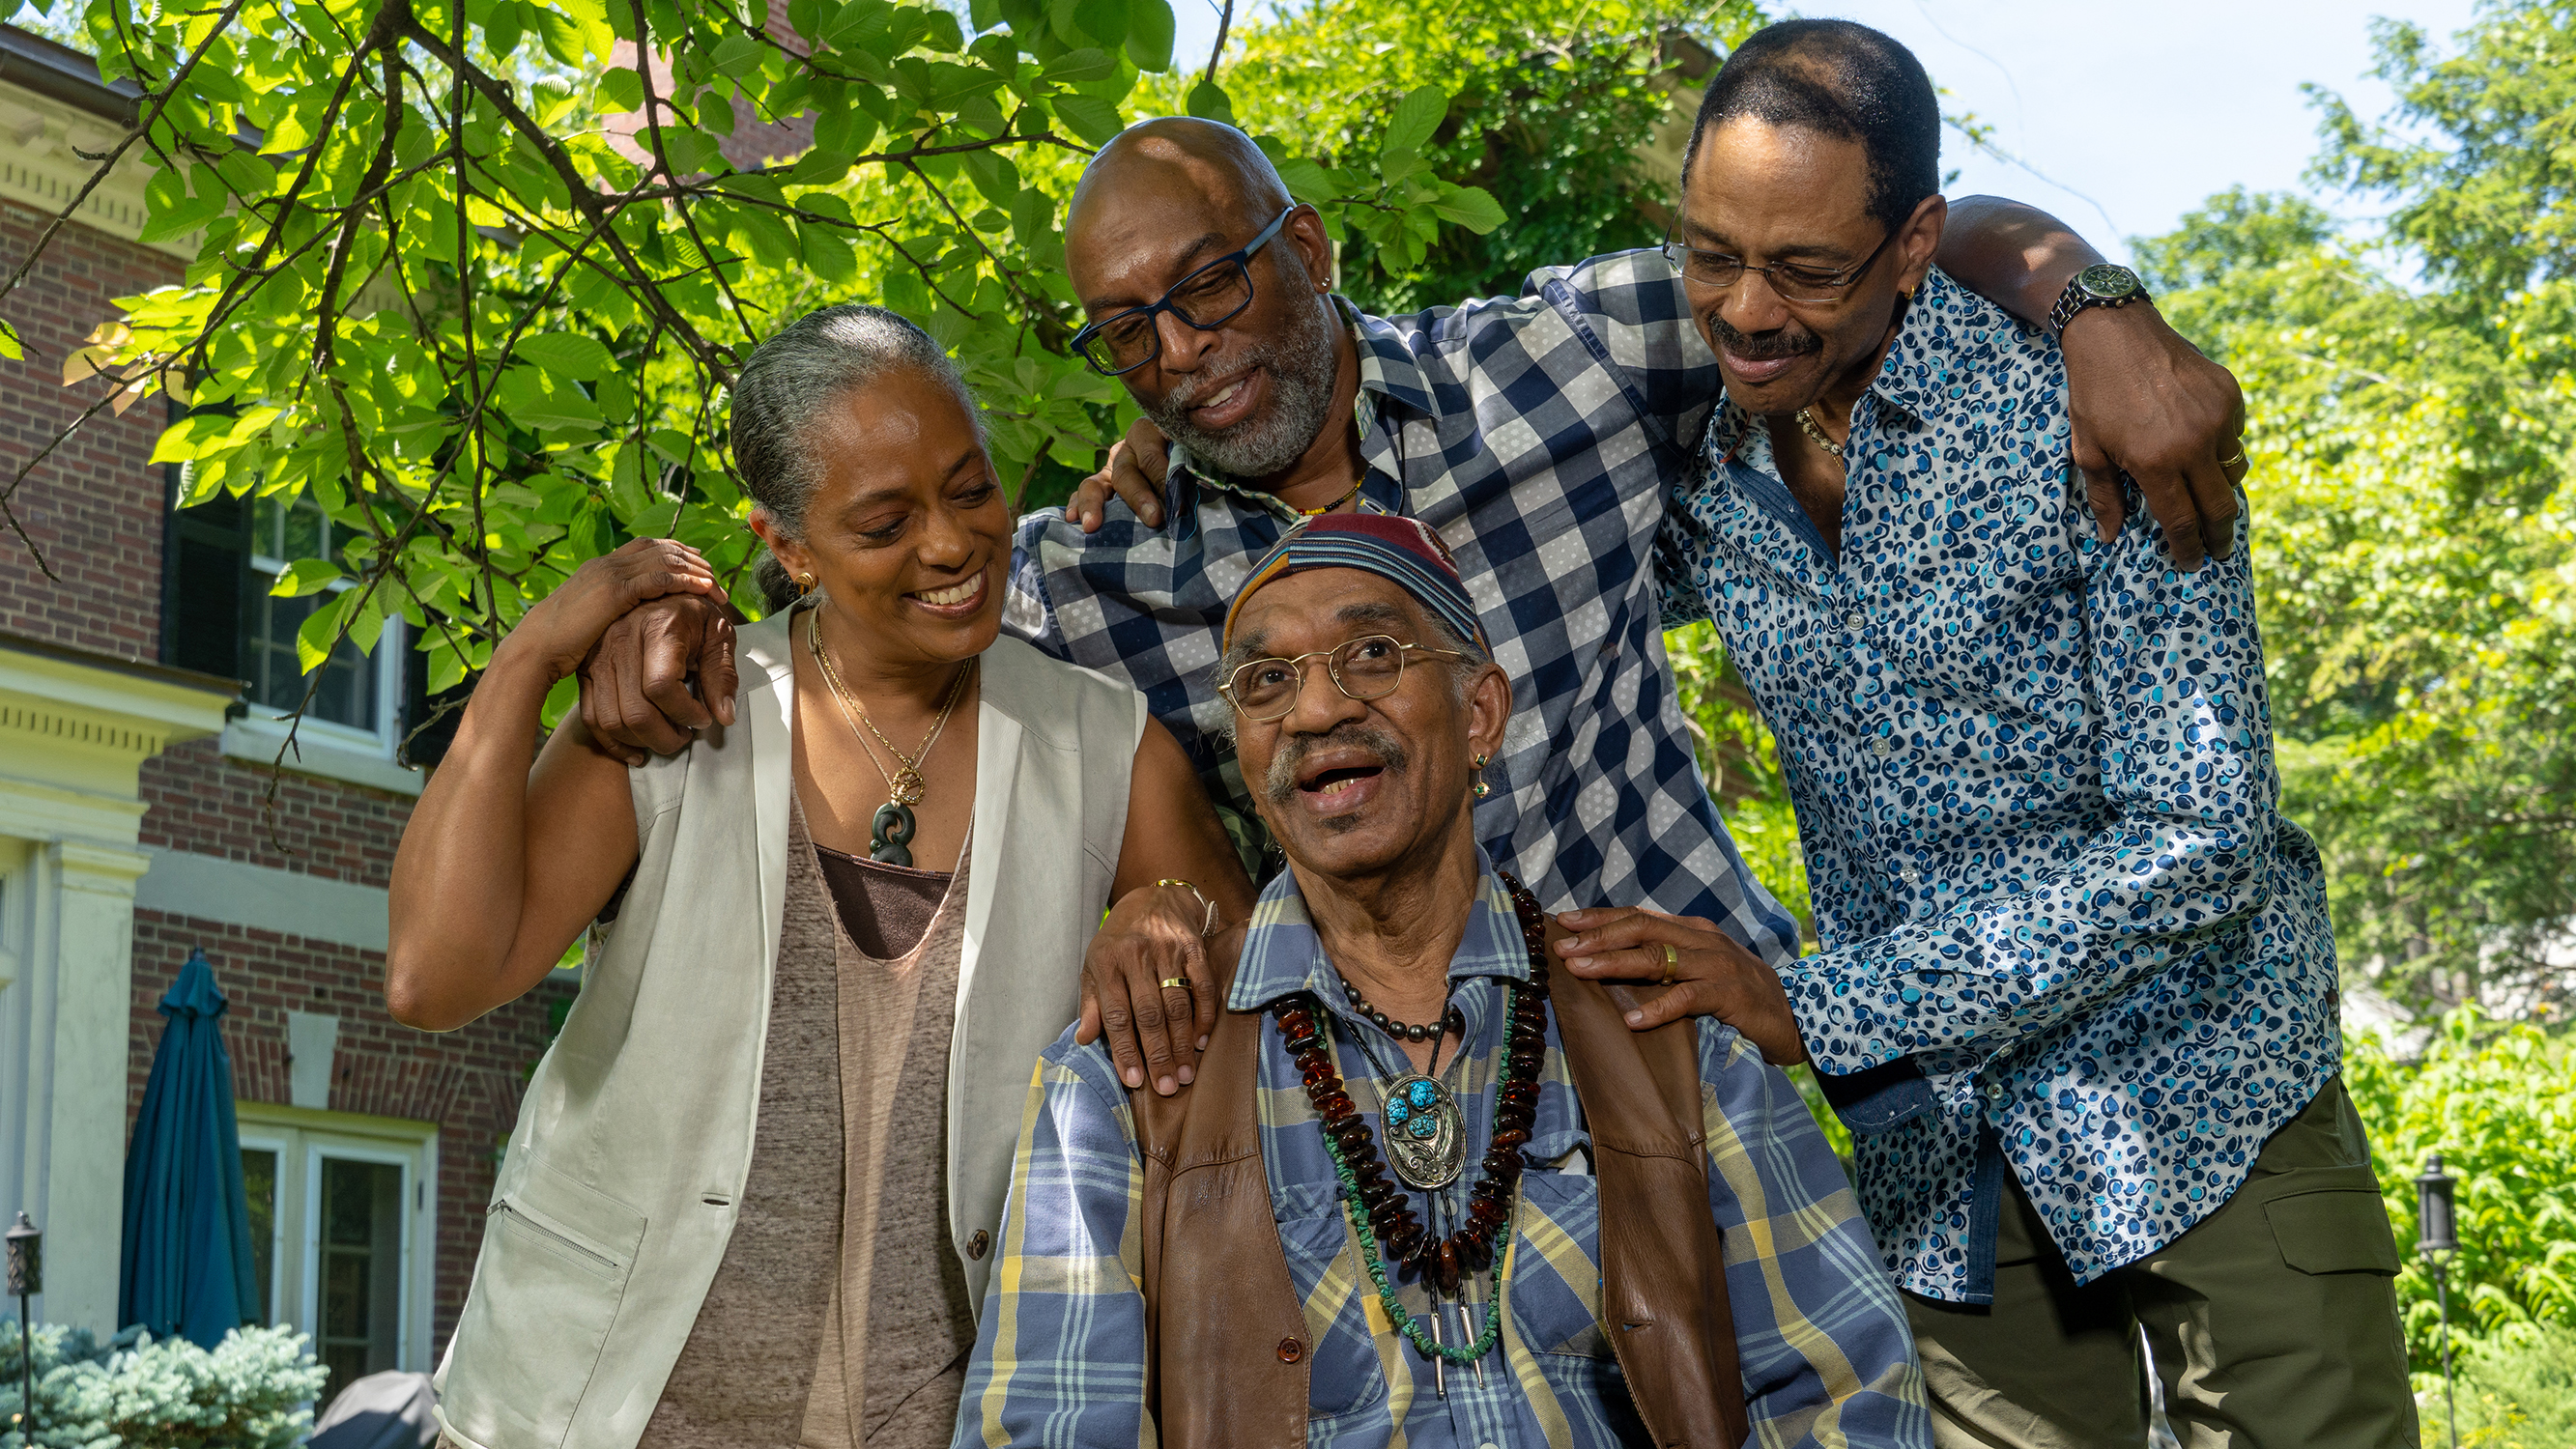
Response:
[1072,207,1298,376]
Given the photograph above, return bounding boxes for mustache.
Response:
[1160,342,1274,413]
[1263,723,1411,807]
[1705,311,1821,362]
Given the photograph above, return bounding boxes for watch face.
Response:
[2079,263,2141,301]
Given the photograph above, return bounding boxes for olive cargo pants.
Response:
[1903,1076,2419,1449]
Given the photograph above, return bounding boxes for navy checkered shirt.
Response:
[1002,249,1802,965]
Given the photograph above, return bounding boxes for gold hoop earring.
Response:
[795,571,816,596]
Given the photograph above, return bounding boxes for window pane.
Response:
[255,493,330,567]
[316,1157,404,1406]
[240,1148,276,1325]
[246,582,378,730]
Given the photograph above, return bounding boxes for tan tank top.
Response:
[636,801,977,1449]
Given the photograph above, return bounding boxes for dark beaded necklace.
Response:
[1271,872,1551,1365]
[1339,980,1460,1044]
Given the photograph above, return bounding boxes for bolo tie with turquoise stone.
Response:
[809,604,974,866]
[1271,871,1554,1391]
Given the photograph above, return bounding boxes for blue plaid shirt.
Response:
[957,855,1930,1448]
[1660,270,2341,1301]
[1003,250,1802,966]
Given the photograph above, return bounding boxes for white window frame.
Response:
[239,538,407,758]
[236,1125,291,1327]
[231,1103,439,1373]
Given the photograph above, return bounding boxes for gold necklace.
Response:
[1795,408,1846,458]
[807,606,974,864]
[1297,478,1364,517]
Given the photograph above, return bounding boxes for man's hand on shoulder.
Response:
[577,592,741,765]
[2061,302,2249,572]
[1550,905,1810,1065]
[1065,417,1174,533]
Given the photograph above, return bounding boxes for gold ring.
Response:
[1659,942,1679,986]
[1159,977,1191,991]
[2218,449,2247,469]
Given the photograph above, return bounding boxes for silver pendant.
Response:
[1380,1074,1464,1189]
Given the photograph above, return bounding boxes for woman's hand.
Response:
[495,539,720,688]
[1077,881,1222,1094]
[1552,905,1810,1066]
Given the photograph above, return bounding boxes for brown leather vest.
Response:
[1131,921,1749,1448]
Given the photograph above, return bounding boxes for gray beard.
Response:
[1145,296,1340,482]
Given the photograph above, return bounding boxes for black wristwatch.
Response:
[2046,263,2151,336]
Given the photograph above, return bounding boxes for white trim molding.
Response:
[0,632,235,1333]
[133,846,391,952]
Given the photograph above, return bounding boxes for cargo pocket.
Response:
[2264,1177,2402,1276]
[441,1155,649,1449]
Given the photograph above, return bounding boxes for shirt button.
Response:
[1985,1081,2009,1103]
[1277,1337,1304,1363]
[1871,736,1896,758]
[1901,867,1923,886]
[1844,609,1867,633]
[967,1229,990,1261]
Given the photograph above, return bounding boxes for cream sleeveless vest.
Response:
[433,608,1144,1449]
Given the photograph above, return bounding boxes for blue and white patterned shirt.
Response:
[1003,251,1803,966]
[1660,269,2341,1302]
[957,855,1931,1448]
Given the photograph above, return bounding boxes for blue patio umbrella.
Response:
[119,948,260,1347]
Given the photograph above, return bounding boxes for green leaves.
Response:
[138,161,228,244]
[269,558,345,597]
[1426,184,1504,234]
[1050,91,1125,145]
[1125,0,1174,73]
[14,0,1512,759]
[1381,86,1446,158]
[516,332,618,381]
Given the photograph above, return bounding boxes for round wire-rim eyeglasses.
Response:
[1073,206,1299,376]
[1217,634,1471,723]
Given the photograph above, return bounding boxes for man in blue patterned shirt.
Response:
[1560,19,2418,1447]
[958,515,1929,1447]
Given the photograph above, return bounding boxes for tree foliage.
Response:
[0,0,1501,734]
[2132,0,2576,1014]
[2347,1012,2576,1373]
[1205,0,1763,316]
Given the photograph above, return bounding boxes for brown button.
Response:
[1276,1337,1303,1363]
[967,1229,990,1261]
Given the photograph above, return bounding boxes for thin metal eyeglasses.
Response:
[1659,224,1895,303]
[1072,206,1297,376]
[1217,634,1470,723]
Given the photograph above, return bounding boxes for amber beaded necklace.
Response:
[1271,872,1551,1365]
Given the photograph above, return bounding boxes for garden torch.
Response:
[2415,1157,2458,1449]
[4,1211,35,1446]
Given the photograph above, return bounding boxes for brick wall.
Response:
[0,197,182,657]
[129,909,578,1355]
[137,737,413,887]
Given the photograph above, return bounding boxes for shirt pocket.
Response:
[1510,1170,1613,1359]
[1273,1209,1390,1424]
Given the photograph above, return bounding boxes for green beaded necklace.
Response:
[1317,1090,1516,1363]
[1272,873,1553,1366]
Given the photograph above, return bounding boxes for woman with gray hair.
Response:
[386,304,1252,1449]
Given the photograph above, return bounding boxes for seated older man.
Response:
[954,513,1928,1449]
